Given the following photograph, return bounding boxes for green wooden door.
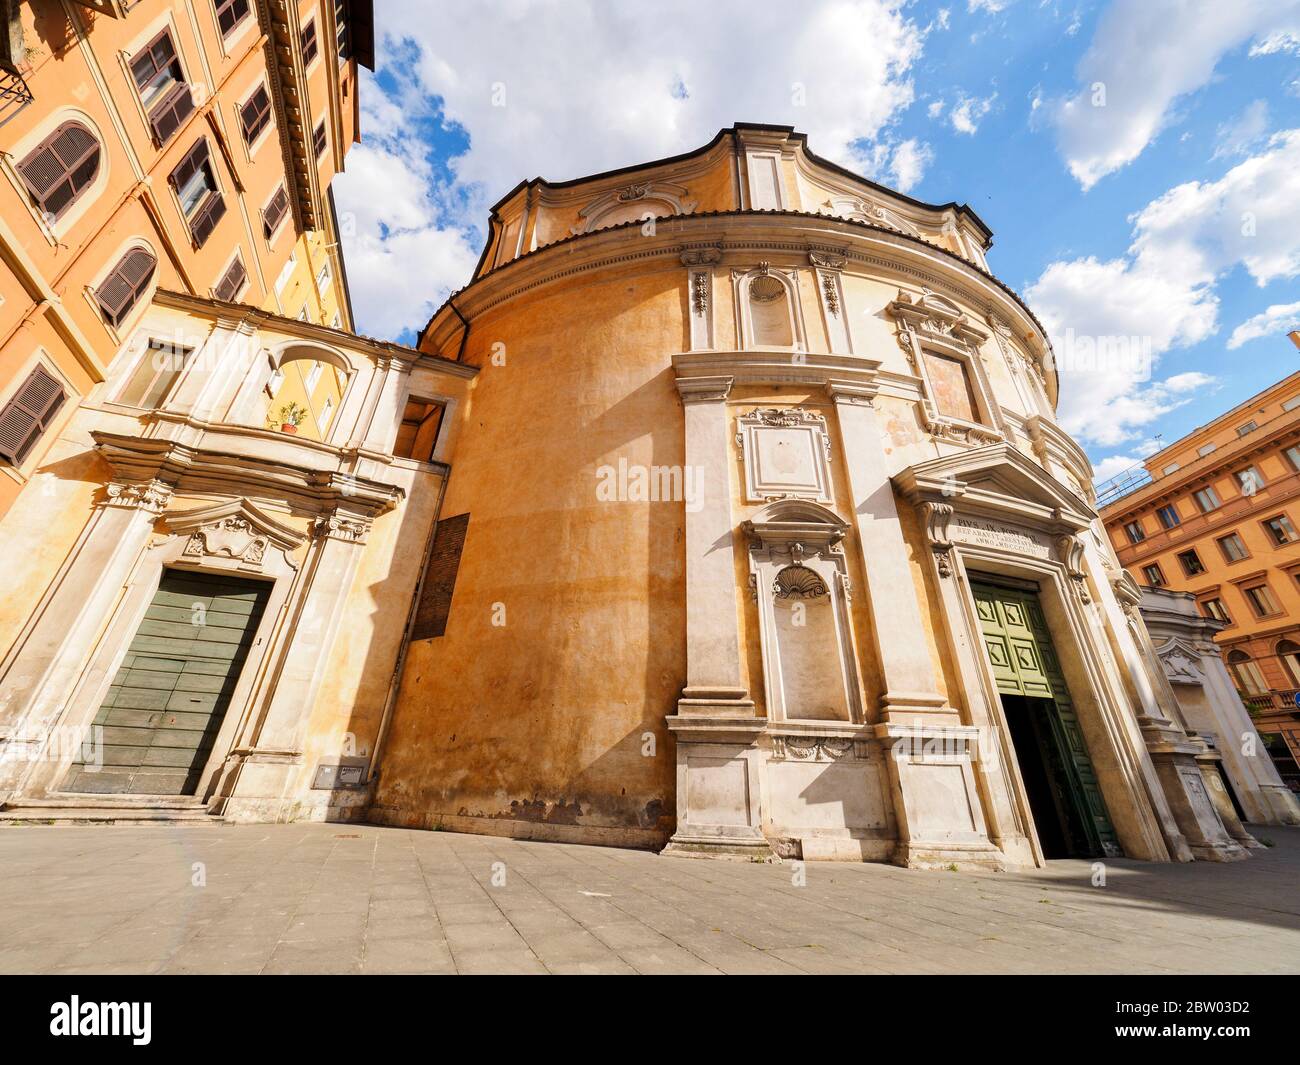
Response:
[64,569,271,796]
[972,582,1120,858]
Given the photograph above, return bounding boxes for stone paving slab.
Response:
[0,821,1298,974]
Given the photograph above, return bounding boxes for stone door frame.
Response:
[898,444,1178,867]
[13,498,305,802]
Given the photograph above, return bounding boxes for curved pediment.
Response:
[743,498,850,547]
[895,442,1094,532]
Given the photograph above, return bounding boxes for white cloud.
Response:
[335,0,937,338]
[1027,130,1300,447]
[968,0,1013,11]
[1228,301,1300,349]
[1212,99,1270,160]
[1048,0,1300,189]
[950,92,995,135]
[927,99,945,118]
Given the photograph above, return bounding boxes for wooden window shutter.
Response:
[0,365,66,466]
[129,30,177,92]
[240,85,272,145]
[168,137,209,193]
[214,257,247,302]
[312,120,327,159]
[215,0,251,37]
[300,18,319,65]
[262,185,288,239]
[149,81,195,146]
[16,121,101,219]
[189,189,227,247]
[94,248,158,327]
[411,514,469,640]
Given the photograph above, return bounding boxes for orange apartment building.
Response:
[0,0,373,518]
[1100,365,1300,793]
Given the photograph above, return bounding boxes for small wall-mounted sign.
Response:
[312,760,367,790]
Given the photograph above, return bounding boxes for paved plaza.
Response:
[1,822,1298,974]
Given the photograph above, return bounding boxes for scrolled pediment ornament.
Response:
[183,517,269,567]
[921,501,955,578]
[1056,534,1092,604]
[887,289,990,354]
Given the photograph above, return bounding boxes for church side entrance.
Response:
[62,569,271,796]
[971,578,1121,859]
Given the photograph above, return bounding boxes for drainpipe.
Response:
[366,460,451,785]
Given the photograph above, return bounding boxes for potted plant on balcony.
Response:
[269,401,308,435]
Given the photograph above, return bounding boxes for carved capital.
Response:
[313,511,371,544]
[921,501,955,578]
[104,479,173,515]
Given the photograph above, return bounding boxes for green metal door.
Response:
[64,569,271,796]
[972,581,1120,858]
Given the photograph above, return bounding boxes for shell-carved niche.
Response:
[570,181,697,235]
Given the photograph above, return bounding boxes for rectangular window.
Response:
[1197,443,1217,458]
[304,362,322,393]
[130,31,194,146]
[0,365,66,466]
[262,185,289,240]
[239,84,272,146]
[1285,445,1300,473]
[1234,466,1265,495]
[301,18,319,65]
[318,397,334,432]
[1263,514,1298,546]
[411,513,469,640]
[1284,395,1300,413]
[1123,520,1146,544]
[1177,549,1206,577]
[275,251,296,296]
[1200,597,1231,623]
[213,256,247,302]
[1216,532,1249,562]
[1194,486,1221,513]
[1162,463,1180,476]
[1237,420,1257,436]
[316,263,331,294]
[394,399,445,463]
[1142,563,1166,587]
[313,119,328,159]
[1156,503,1181,529]
[116,339,193,409]
[214,0,251,38]
[335,0,351,61]
[1244,583,1281,618]
[169,139,225,247]
[923,350,981,424]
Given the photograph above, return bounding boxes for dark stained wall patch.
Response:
[411,513,468,640]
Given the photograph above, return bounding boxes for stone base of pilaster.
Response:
[1149,744,1250,863]
[663,710,771,861]
[875,721,1007,872]
[1258,783,1300,827]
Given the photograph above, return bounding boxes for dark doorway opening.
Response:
[1001,694,1098,859]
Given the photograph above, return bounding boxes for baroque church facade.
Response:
[2,122,1295,866]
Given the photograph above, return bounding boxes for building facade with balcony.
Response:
[1100,368,1300,801]
[0,0,373,520]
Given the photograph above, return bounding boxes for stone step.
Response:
[0,795,220,825]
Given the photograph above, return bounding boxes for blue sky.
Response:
[333,1,1300,483]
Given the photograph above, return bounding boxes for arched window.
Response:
[16,121,101,221]
[1277,640,1300,689]
[95,247,157,329]
[748,272,794,348]
[1227,650,1267,695]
